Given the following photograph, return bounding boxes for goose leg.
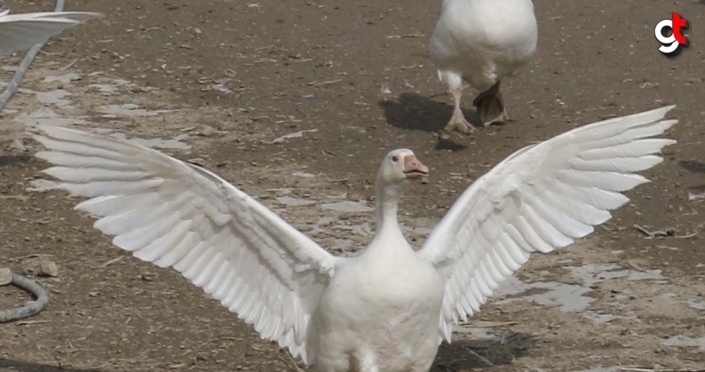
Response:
[473,80,508,127]
[444,73,476,134]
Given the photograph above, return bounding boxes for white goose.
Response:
[34,106,676,372]
[430,0,538,132]
[0,10,101,57]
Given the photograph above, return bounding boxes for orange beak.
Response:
[403,155,429,179]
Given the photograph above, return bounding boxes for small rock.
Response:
[38,260,59,277]
[0,267,11,286]
[292,171,315,178]
[199,125,214,137]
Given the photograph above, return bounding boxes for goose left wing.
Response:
[417,106,677,341]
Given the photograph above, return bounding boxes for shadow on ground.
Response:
[379,92,483,132]
[379,93,482,152]
[0,155,33,168]
[430,332,538,371]
[678,160,705,190]
[0,359,104,372]
[434,136,469,152]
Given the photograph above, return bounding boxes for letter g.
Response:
[655,19,680,54]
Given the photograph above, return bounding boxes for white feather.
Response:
[417,105,677,343]
[33,126,341,363]
[0,10,102,57]
[429,0,537,128]
[34,106,676,371]
[429,0,537,91]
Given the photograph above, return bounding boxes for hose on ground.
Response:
[0,0,66,111]
[0,0,65,321]
[0,273,50,323]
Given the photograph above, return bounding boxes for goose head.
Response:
[377,149,429,186]
[374,149,428,229]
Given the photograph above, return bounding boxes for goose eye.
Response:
[391,155,399,162]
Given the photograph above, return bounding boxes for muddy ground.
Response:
[1,0,705,371]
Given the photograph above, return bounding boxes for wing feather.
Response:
[418,106,677,342]
[34,126,343,364]
[0,10,102,56]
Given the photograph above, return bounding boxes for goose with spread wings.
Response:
[34,106,676,372]
[0,9,102,57]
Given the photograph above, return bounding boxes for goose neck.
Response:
[375,181,401,234]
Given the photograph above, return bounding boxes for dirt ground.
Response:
[1,0,705,371]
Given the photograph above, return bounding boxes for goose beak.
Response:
[403,155,429,179]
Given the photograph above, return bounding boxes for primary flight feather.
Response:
[0,9,102,57]
[34,106,676,372]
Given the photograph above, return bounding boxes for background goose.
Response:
[0,10,102,57]
[34,105,676,372]
[430,0,538,132]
